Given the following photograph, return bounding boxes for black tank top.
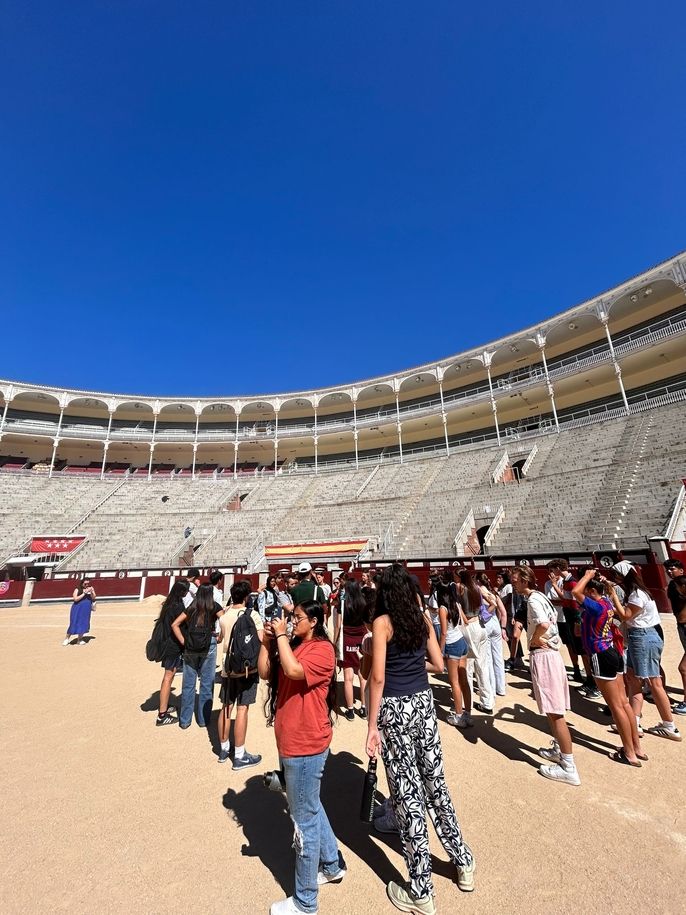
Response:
[383,636,429,698]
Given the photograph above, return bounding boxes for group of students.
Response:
[144,556,684,915]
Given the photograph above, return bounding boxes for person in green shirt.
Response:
[290,562,328,610]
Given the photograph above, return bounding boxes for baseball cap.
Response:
[298,562,312,573]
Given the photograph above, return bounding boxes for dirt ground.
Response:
[1,598,685,915]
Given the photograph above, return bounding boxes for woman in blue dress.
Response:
[63,578,97,645]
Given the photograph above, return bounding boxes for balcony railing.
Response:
[3,312,685,447]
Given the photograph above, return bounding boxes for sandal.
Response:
[610,749,641,768]
[635,752,649,761]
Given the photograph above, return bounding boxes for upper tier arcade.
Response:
[2,251,686,477]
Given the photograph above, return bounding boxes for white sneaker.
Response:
[456,846,476,892]
[374,809,400,834]
[270,897,315,915]
[62,638,71,646]
[539,763,581,786]
[455,713,473,729]
[447,711,461,726]
[538,739,561,762]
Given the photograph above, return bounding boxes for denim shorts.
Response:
[627,626,664,679]
[444,637,468,660]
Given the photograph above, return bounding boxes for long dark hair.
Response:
[160,579,190,620]
[375,563,426,653]
[458,568,483,613]
[186,583,215,626]
[437,575,460,626]
[264,600,337,726]
[343,579,369,627]
[621,566,651,601]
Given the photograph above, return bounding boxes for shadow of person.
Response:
[320,749,405,887]
[456,704,542,768]
[139,689,180,713]
[222,774,293,893]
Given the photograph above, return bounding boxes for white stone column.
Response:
[100,441,109,479]
[483,352,501,445]
[234,408,241,478]
[148,411,158,480]
[314,398,318,474]
[0,396,10,436]
[274,404,280,473]
[192,407,200,479]
[352,393,359,469]
[49,400,66,477]
[437,368,450,455]
[394,383,404,463]
[600,313,630,414]
[534,334,560,431]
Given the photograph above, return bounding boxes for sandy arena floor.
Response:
[1,598,685,915]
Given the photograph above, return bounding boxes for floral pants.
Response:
[379,687,473,899]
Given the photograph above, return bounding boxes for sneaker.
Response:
[644,724,682,741]
[358,706,368,720]
[77,638,88,645]
[538,739,561,762]
[232,750,262,770]
[456,847,476,892]
[374,809,400,834]
[446,711,462,726]
[386,881,436,915]
[672,701,686,716]
[269,896,314,915]
[344,708,355,721]
[538,763,581,786]
[62,638,71,646]
[317,852,347,886]
[455,713,473,729]
[474,702,494,715]
[217,747,232,763]
[155,711,177,727]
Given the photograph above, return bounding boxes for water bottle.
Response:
[359,757,378,823]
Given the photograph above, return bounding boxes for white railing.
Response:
[453,508,475,555]
[520,443,539,477]
[356,465,379,499]
[483,504,505,549]
[665,484,686,541]
[491,452,510,484]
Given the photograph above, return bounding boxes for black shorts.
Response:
[219,673,259,707]
[514,607,527,627]
[590,646,624,681]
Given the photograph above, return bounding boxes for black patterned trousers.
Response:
[378,687,473,899]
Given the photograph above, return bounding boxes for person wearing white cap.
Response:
[290,562,328,610]
[614,562,681,742]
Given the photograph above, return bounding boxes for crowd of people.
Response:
[131,555,685,915]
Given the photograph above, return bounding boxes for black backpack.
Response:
[184,609,214,654]
[225,609,260,677]
[145,617,166,662]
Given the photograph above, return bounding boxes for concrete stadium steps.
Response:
[2,402,684,569]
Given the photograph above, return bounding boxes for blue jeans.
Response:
[280,749,340,913]
[180,640,216,727]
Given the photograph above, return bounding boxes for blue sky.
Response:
[1,2,684,397]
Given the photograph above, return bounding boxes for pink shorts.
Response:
[530,650,570,716]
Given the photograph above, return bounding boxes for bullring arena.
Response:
[2,252,686,914]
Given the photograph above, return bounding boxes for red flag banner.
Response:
[30,537,85,554]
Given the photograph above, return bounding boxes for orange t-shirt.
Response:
[275,639,335,758]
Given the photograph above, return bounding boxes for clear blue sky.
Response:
[1,2,684,397]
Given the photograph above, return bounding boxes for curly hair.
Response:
[375,563,426,653]
[264,599,338,726]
